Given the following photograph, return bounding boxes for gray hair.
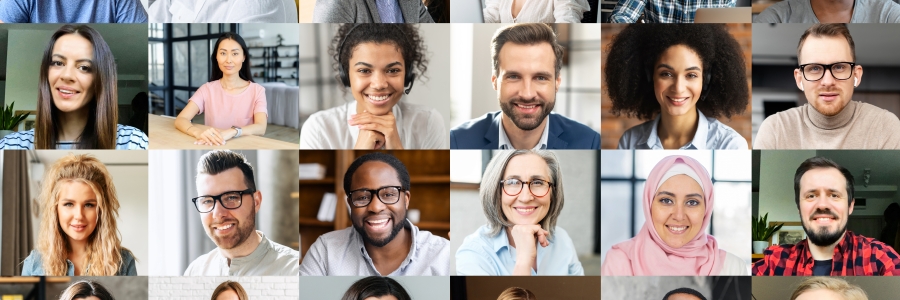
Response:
[480,150,564,237]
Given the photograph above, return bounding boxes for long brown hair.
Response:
[36,24,118,149]
[37,154,126,276]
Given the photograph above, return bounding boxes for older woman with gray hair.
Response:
[456,150,583,275]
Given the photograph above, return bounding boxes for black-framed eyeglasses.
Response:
[191,189,254,213]
[499,179,554,197]
[798,62,856,81]
[346,186,405,208]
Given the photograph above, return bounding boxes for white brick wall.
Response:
[150,276,298,300]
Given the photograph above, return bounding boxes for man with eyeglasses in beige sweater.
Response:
[755,24,900,150]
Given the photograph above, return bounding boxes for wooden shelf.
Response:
[411,175,451,183]
[0,277,70,283]
[299,178,335,185]
[415,221,450,231]
[299,218,334,227]
[751,254,764,259]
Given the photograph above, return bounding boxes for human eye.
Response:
[357,68,371,74]
[77,64,92,72]
[659,71,673,78]
[506,74,520,80]
[200,198,214,206]
[386,68,402,74]
[687,199,701,206]
[61,202,73,207]
[503,179,521,187]
[809,65,823,72]
[50,60,64,67]
[531,180,546,187]
[658,197,673,205]
[85,202,96,208]
[687,72,699,79]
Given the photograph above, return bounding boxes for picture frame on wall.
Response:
[770,222,805,245]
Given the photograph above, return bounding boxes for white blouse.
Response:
[483,0,590,23]
[148,0,291,22]
[299,101,448,150]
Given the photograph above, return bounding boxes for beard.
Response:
[810,89,848,117]
[802,208,847,247]
[352,211,407,248]
[210,205,256,250]
[499,96,555,131]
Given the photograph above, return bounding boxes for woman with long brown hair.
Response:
[21,154,136,276]
[210,281,249,300]
[58,280,115,300]
[0,24,148,149]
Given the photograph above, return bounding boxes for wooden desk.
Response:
[148,114,298,149]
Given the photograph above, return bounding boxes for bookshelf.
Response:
[248,45,300,85]
[299,150,451,260]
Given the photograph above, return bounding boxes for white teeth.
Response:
[60,89,75,94]
[669,226,687,232]
[368,219,388,224]
[368,94,390,101]
[517,104,536,108]
[516,207,535,213]
[217,224,234,231]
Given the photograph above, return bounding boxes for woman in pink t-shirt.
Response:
[174,32,268,146]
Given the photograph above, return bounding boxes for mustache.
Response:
[509,97,546,105]
[809,208,839,221]
[212,217,239,227]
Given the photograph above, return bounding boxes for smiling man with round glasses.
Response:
[755,23,900,149]
[185,150,299,276]
[300,152,449,276]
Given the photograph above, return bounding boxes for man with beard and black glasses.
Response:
[299,152,449,275]
[449,23,600,150]
[753,156,900,275]
[186,150,300,275]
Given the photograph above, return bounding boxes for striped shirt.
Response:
[609,0,735,23]
[0,124,148,150]
[753,231,900,276]
[375,0,404,23]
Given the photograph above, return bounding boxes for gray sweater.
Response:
[313,0,435,23]
[754,0,900,22]
[754,101,900,149]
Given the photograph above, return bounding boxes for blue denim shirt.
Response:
[21,249,137,276]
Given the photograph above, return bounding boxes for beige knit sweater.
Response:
[754,101,900,149]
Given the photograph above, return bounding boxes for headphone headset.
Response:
[338,24,417,95]
[645,66,712,101]
[854,77,858,87]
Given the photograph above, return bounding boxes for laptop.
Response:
[451,0,486,23]
[694,7,752,23]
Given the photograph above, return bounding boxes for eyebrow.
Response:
[52,54,93,64]
[218,48,241,52]
[657,64,702,72]
[656,191,705,200]
[804,188,844,195]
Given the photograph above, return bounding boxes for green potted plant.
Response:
[0,101,29,139]
[752,213,784,254]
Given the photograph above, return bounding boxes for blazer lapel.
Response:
[547,115,568,149]
[484,114,501,149]
[364,0,382,22]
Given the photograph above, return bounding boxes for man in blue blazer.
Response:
[313,0,434,23]
[450,23,600,150]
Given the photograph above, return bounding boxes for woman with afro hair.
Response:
[605,24,749,150]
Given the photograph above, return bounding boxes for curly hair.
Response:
[37,154,128,276]
[604,24,749,120]
[329,24,429,87]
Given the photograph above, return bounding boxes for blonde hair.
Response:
[480,150,565,237]
[791,277,867,300]
[211,281,249,300]
[498,287,536,300]
[37,154,127,276]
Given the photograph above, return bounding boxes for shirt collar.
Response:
[221,231,269,266]
[644,109,709,150]
[497,113,550,150]
[347,102,404,148]
[489,226,554,254]
[354,218,420,273]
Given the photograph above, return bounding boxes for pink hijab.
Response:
[602,155,725,275]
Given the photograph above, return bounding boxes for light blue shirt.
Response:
[375,0,405,23]
[0,0,148,23]
[617,109,747,150]
[456,225,584,275]
[21,249,137,276]
[0,125,148,150]
[498,112,550,150]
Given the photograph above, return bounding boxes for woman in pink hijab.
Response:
[601,155,747,275]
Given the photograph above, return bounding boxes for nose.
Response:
[60,64,75,82]
[673,76,688,93]
[74,205,84,220]
[369,71,388,90]
[210,199,231,218]
[671,203,686,221]
[519,78,537,100]
[819,68,837,86]
[367,194,387,213]
[516,184,535,202]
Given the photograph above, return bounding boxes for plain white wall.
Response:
[299,276,449,300]
[758,150,817,222]
[449,150,597,275]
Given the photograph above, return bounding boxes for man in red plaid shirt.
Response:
[753,156,900,275]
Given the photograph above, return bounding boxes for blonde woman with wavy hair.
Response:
[456,150,583,275]
[21,154,136,276]
[791,277,868,300]
[498,287,536,300]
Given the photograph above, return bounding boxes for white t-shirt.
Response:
[148,0,291,22]
[300,101,448,149]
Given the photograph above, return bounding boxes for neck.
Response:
[808,101,856,130]
[219,231,263,263]
[506,227,517,248]
[808,231,846,261]
[364,225,412,270]
[810,0,855,22]
[501,114,547,149]
[57,108,89,142]
[657,109,699,149]
[220,74,245,89]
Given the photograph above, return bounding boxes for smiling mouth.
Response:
[366,94,392,104]
[213,223,235,232]
[812,216,837,225]
[666,225,688,233]
[365,218,392,230]
[667,96,689,105]
[70,224,87,231]
[513,206,539,216]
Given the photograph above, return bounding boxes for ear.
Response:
[849,198,855,215]
[404,190,410,210]
[854,65,864,87]
[794,68,804,91]
[555,74,562,91]
[253,190,263,211]
[491,75,498,91]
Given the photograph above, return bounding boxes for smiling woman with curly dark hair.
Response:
[605,24,749,150]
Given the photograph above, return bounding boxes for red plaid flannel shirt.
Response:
[753,231,900,276]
